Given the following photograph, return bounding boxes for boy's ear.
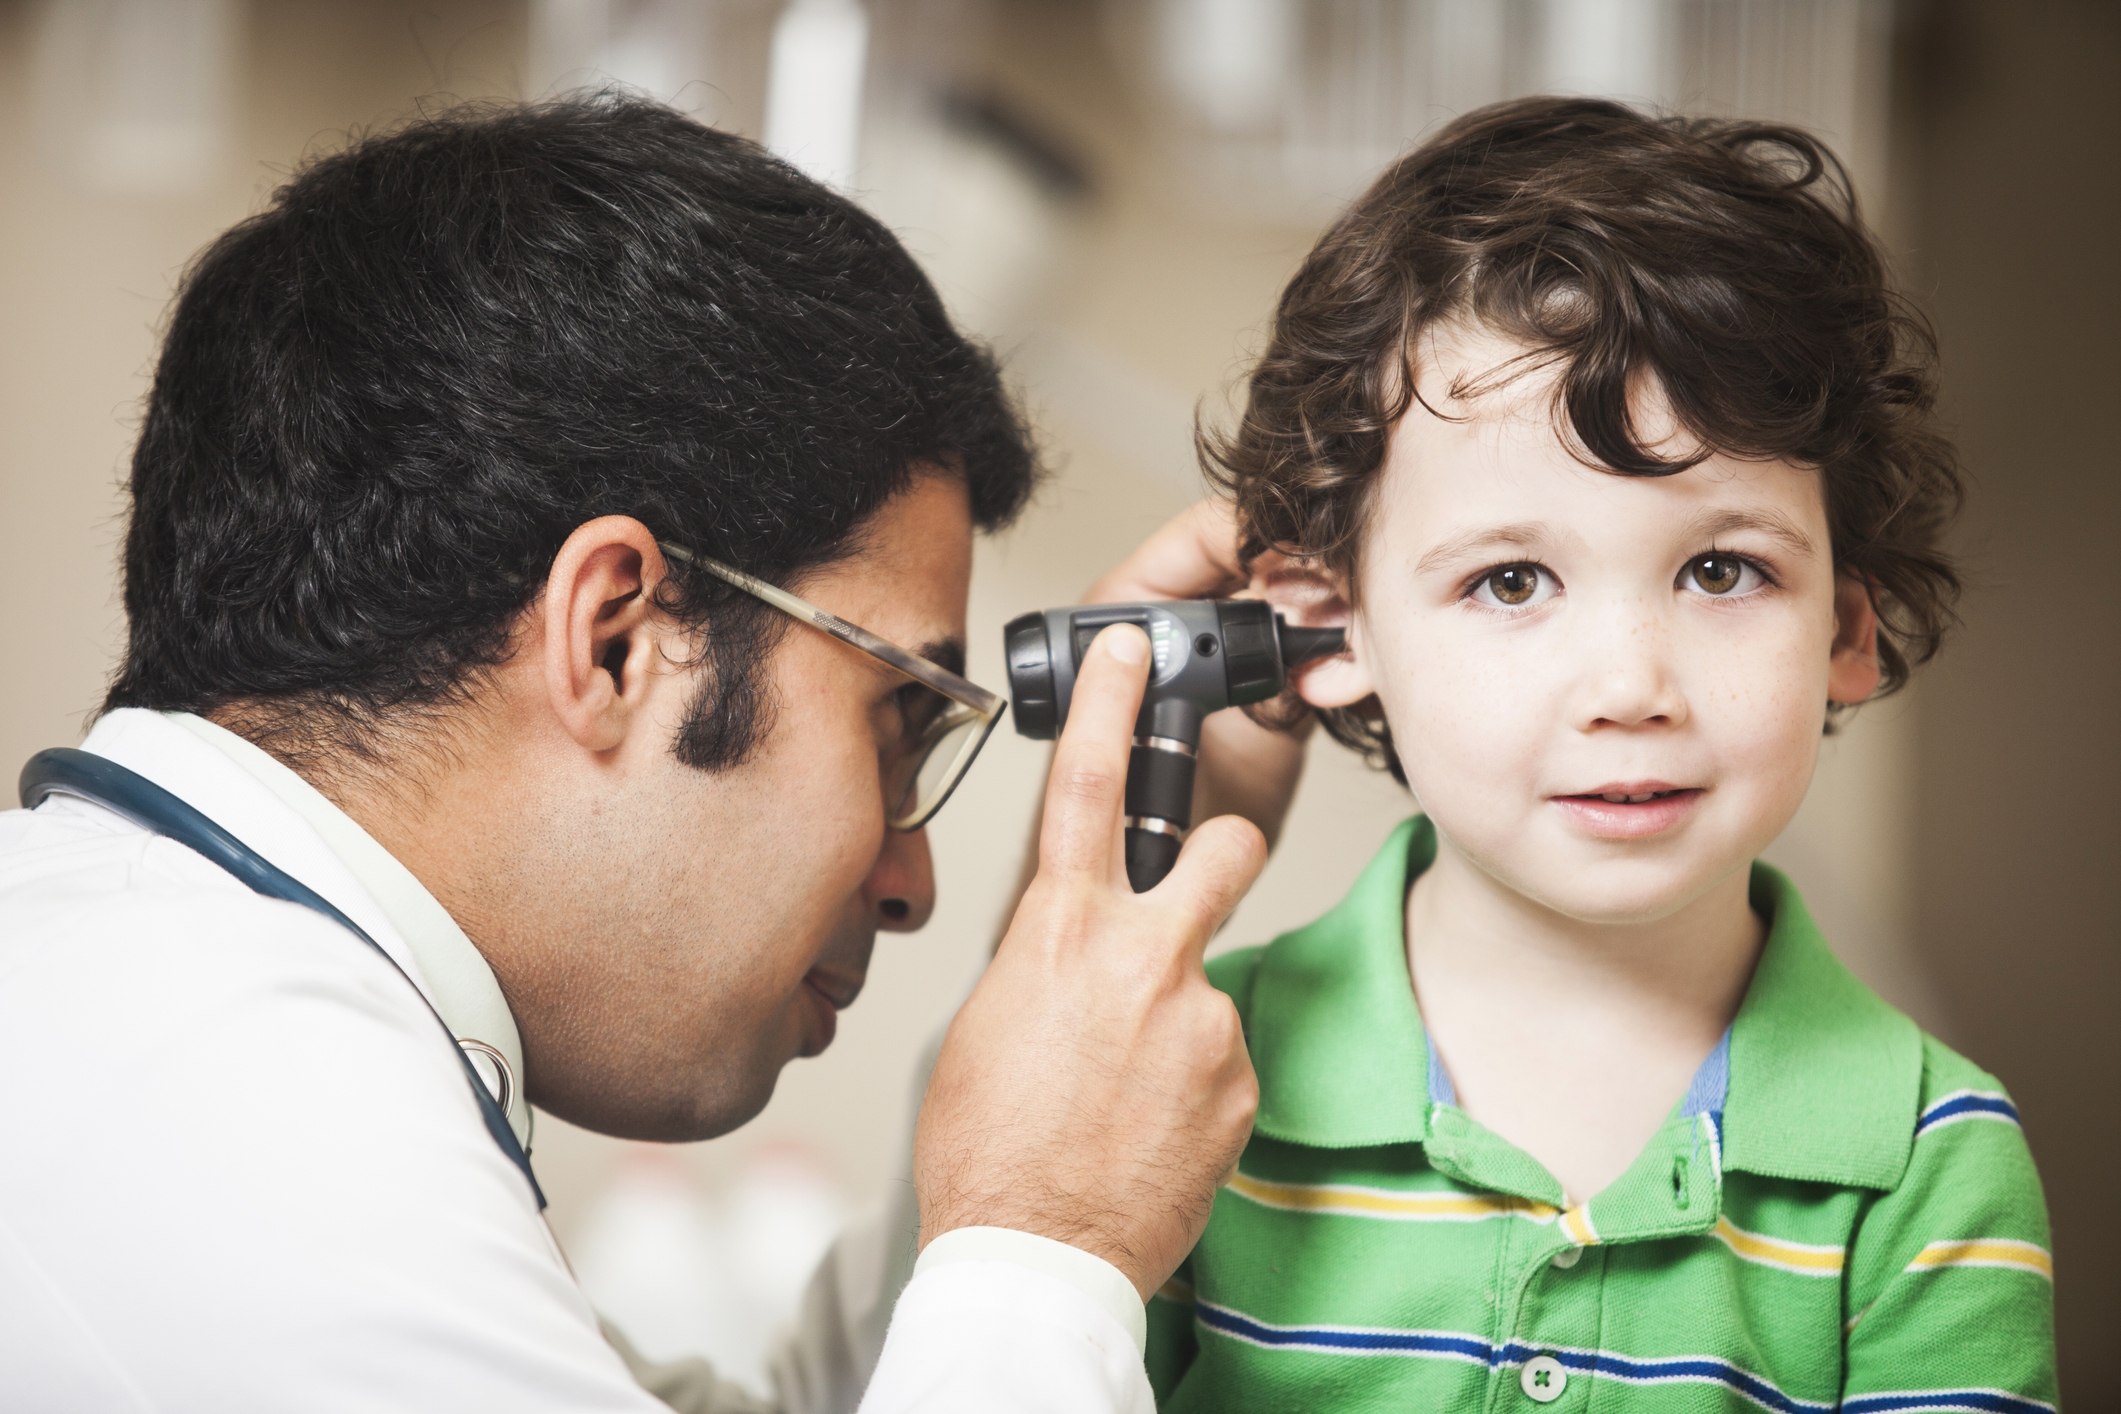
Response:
[1252,560,1376,710]
[1826,572,1882,707]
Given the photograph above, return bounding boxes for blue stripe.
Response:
[1915,1093,2021,1135]
[1680,1030,1732,1117]
[1843,1390,2055,1414]
[1197,1302,1490,1363]
[1544,1346,1827,1414]
[1195,1302,1832,1414]
[1424,1030,1458,1108]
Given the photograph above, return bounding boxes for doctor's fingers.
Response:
[1082,499,1248,605]
[1036,625,1149,886]
[1140,814,1266,970]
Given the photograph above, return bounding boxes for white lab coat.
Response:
[0,710,1151,1413]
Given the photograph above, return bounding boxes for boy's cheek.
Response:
[1384,644,1557,808]
[1714,674,1832,830]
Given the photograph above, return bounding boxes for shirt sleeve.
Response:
[1840,1046,2058,1414]
[857,1247,1154,1414]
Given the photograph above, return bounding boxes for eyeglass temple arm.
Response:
[658,543,1002,716]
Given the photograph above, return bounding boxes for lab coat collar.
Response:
[77,709,531,1147]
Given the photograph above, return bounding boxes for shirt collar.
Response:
[1245,816,1921,1189]
[78,709,530,1146]
[1248,816,1438,1148]
[1722,864,1921,1189]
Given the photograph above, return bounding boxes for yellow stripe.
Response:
[1559,1205,1599,1246]
[1226,1172,1559,1223]
[1905,1238,2053,1281]
[1712,1217,1845,1276]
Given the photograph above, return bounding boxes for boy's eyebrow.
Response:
[1412,511,1817,576]
[1684,508,1819,558]
[1414,523,1557,575]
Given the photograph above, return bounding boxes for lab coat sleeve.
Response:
[603,1320,777,1414]
[760,1175,922,1414]
[606,1210,1151,1414]
[626,1026,1151,1414]
[606,1177,919,1414]
[856,1254,1154,1414]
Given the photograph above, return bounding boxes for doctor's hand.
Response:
[915,623,1265,1303]
[1083,499,1314,851]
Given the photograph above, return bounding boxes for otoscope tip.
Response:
[1278,622,1347,666]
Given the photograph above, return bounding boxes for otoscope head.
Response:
[1003,600,1343,892]
[1002,600,1344,745]
[1005,602,1340,890]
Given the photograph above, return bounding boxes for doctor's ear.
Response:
[1252,561,1374,710]
[540,516,670,753]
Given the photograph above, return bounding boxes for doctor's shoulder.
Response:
[0,792,460,1141]
[0,794,602,1409]
[1,791,422,1017]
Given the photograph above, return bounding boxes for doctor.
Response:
[0,96,1306,1411]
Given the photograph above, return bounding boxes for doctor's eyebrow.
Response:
[916,638,967,678]
[1682,508,1819,558]
[1414,522,1560,576]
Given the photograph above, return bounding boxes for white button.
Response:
[1550,1245,1582,1269]
[1521,1355,1567,1403]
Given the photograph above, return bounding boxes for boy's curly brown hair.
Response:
[1207,96,1961,780]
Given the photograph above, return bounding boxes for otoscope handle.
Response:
[1125,826,1183,894]
[1123,735,1196,892]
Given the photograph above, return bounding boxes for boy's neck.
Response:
[1405,832,1765,1204]
[1408,836,1765,1012]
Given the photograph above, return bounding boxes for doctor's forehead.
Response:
[795,475,974,626]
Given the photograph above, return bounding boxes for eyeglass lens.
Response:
[884,682,988,828]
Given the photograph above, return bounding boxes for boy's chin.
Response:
[1451,826,1753,927]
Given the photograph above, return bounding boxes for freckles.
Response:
[1407,656,1541,774]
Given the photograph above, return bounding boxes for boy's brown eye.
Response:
[1691,556,1743,595]
[1488,565,1540,605]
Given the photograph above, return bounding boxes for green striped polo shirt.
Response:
[1148,818,2056,1413]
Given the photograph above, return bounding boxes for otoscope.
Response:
[1004,602,1345,892]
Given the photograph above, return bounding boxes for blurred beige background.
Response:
[1,0,2111,1400]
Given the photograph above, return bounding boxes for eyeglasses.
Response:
[658,543,1005,831]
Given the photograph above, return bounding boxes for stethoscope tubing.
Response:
[19,747,545,1209]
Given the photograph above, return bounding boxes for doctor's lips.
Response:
[798,967,865,1054]
[804,969,865,1011]
[1550,781,1704,838]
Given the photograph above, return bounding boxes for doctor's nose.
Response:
[866,824,935,931]
[1569,601,1688,733]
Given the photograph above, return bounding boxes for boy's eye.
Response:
[1683,554,1763,597]
[1491,566,1538,603]
[1472,563,1553,608]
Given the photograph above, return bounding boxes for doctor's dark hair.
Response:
[104,94,1036,772]
[1210,96,1962,782]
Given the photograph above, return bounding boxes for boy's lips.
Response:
[1549,782,1703,839]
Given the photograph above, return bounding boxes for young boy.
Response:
[1147,98,2056,1412]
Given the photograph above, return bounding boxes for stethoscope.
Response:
[19,748,546,1209]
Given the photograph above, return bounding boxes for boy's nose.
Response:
[1568,600,1688,732]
